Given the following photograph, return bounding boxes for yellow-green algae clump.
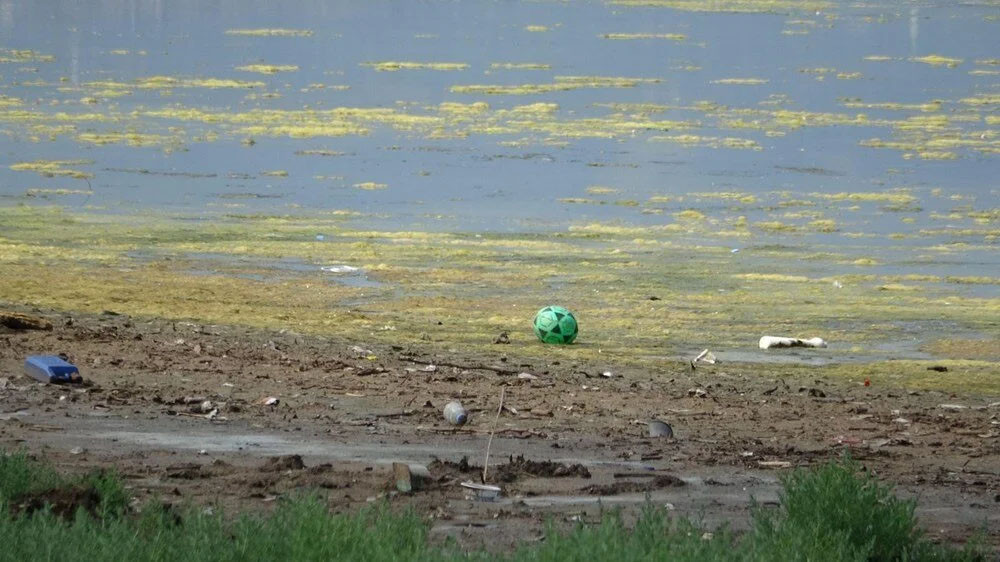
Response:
[236,64,299,74]
[224,29,314,37]
[362,61,469,72]
[10,159,94,179]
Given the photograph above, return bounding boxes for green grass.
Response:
[0,452,989,561]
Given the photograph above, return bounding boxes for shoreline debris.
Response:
[649,420,674,438]
[1,312,52,331]
[443,401,468,425]
[689,349,717,369]
[24,355,82,384]
[758,336,827,350]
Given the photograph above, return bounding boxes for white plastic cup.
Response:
[443,401,468,425]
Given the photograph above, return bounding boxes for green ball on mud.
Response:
[533,305,578,344]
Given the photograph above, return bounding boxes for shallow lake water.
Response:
[0,0,997,363]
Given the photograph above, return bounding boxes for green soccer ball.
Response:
[533,305,578,344]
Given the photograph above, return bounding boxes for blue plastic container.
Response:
[24,355,81,383]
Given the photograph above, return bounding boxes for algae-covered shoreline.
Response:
[2,205,997,393]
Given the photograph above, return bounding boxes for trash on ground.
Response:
[321,265,359,273]
[758,460,792,468]
[24,355,82,384]
[460,481,501,501]
[690,349,717,369]
[69,446,85,455]
[600,371,613,378]
[1,312,52,331]
[261,455,305,472]
[349,345,374,357]
[493,331,510,344]
[257,396,279,406]
[758,336,827,350]
[443,401,468,425]
[516,372,538,380]
[393,462,431,493]
[688,387,709,398]
[649,420,674,438]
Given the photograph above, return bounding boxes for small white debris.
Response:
[517,372,538,380]
[759,336,827,350]
[322,265,359,273]
[601,371,613,378]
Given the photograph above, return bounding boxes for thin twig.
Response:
[482,387,506,483]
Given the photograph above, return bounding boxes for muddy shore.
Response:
[1,306,997,550]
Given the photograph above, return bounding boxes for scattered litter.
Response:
[69,446,85,455]
[257,396,279,406]
[460,481,501,501]
[688,387,709,398]
[938,404,967,410]
[443,401,468,425]
[649,420,674,438]
[315,234,325,241]
[758,461,792,468]
[690,349,717,369]
[758,336,827,350]
[349,345,374,357]
[730,248,740,254]
[517,372,538,381]
[892,417,910,424]
[832,280,843,289]
[800,387,826,398]
[421,364,437,372]
[1,311,52,331]
[24,355,82,384]
[189,400,215,414]
[393,462,430,493]
[702,532,714,541]
[198,449,208,455]
[600,371,614,378]
[321,265,359,273]
[493,331,510,344]
[261,455,305,472]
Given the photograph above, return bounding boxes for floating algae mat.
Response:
[0,1,996,387]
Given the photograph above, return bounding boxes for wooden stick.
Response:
[482,387,506,483]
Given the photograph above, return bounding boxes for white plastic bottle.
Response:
[443,401,468,425]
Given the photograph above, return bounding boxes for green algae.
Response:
[0,49,54,63]
[649,134,762,150]
[609,0,831,13]
[601,33,686,40]
[235,64,299,74]
[224,29,314,37]
[910,55,963,68]
[489,63,551,70]
[711,78,769,85]
[10,159,94,180]
[362,61,469,72]
[1,206,996,394]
